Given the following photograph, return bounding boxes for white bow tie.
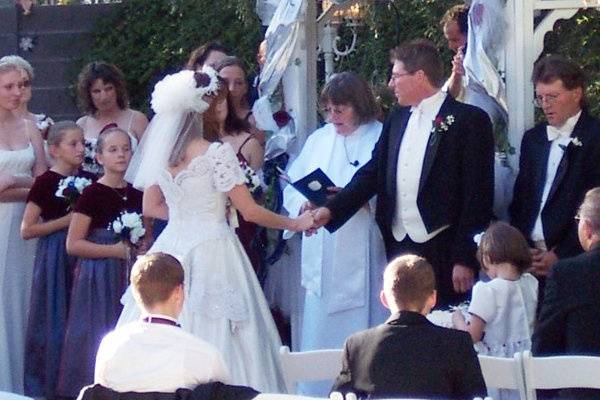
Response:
[547,125,572,141]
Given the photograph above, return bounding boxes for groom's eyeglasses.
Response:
[390,72,414,82]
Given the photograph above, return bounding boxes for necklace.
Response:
[343,136,359,167]
[108,185,128,202]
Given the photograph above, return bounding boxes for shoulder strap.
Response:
[126,109,135,133]
[237,134,256,155]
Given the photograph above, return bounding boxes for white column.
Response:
[505,0,535,170]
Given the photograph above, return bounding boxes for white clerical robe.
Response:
[283,120,387,319]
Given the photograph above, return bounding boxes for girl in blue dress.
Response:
[57,126,143,397]
[21,121,94,399]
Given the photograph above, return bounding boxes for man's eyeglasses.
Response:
[533,93,560,108]
[390,72,413,82]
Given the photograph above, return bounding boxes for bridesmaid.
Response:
[57,126,143,397]
[214,57,265,146]
[21,121,94,399]
[76,61,148,175]
[0,57,47,394]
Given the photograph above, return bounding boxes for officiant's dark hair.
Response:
[320,71,379,124]
[131,253,184,309]
[385,255,436,310]
[532,55,587,108]
[390,40,444,88]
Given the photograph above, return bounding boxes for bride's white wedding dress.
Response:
[118,142,285,393]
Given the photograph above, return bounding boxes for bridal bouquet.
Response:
[55,176,92,209]
[240,161,262,196]
[108,211,145,245]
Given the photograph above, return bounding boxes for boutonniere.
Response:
[570,137,583,147]
[431,114,455,135]
[559,137,583,151]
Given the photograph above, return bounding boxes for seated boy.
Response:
[94,252,230,392]
[331,254,487,399]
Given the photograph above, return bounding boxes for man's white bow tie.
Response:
[547,124,572,141]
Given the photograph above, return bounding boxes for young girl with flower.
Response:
[452,221,538,400]
[57,126,143,397]
[20,121,94,398]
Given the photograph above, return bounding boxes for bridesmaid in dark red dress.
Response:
[21,121,95,399]
[203,81,266,277]
[57,126,143,398]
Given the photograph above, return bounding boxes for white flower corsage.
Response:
[108,211,145,245]
[431,114,455,134]
[55,176,92,209]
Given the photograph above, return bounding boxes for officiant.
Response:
[282,71,387,396]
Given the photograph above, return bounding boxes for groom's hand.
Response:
[452,264,475,293]
[304,207,332,236]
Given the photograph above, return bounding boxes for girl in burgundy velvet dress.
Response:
[57,126,143,398]
[21,121,95,399]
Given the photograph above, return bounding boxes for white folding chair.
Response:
[522,350,600,400]
[478,353,527,400]
[279,345,343,394]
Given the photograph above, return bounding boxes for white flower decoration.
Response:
[150,67,220,116]
[473,232,485,246]
[570,137,583,147]
[308,180,322,191]
[111,220,123,234]
[19,37,34,52]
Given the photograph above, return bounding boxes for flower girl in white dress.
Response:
[118,68,314,393]
[453,221,538,400]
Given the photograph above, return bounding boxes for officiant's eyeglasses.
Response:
[533,93,560,108]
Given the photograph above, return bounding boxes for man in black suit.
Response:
[532,187,600,399]
[331,255,487,399]
[311,39,494,307]
[510,56,600,283]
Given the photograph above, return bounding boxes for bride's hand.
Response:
[290,210,315,232]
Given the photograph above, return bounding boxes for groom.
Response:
[311,39,494,307]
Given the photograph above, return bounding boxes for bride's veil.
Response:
[125,67,220,190]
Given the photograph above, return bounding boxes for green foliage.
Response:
[542,8,600,117]
[76,0,262,112]
[333,0,459,113]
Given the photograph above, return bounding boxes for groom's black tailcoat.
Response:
[326,96,494,306]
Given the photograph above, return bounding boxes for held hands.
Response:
[452,264,475,293]
[291,210,316,232]
[529,248,558,276]
[0,172,16,192]
[304,207,332,237]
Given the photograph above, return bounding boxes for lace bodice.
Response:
[157,142,245,236]
[0,144,35,178]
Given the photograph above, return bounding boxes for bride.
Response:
[119,68,313,392]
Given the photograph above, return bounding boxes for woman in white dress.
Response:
[0,59,47,393]
[119,68,314,393]
[282,72,388,396]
